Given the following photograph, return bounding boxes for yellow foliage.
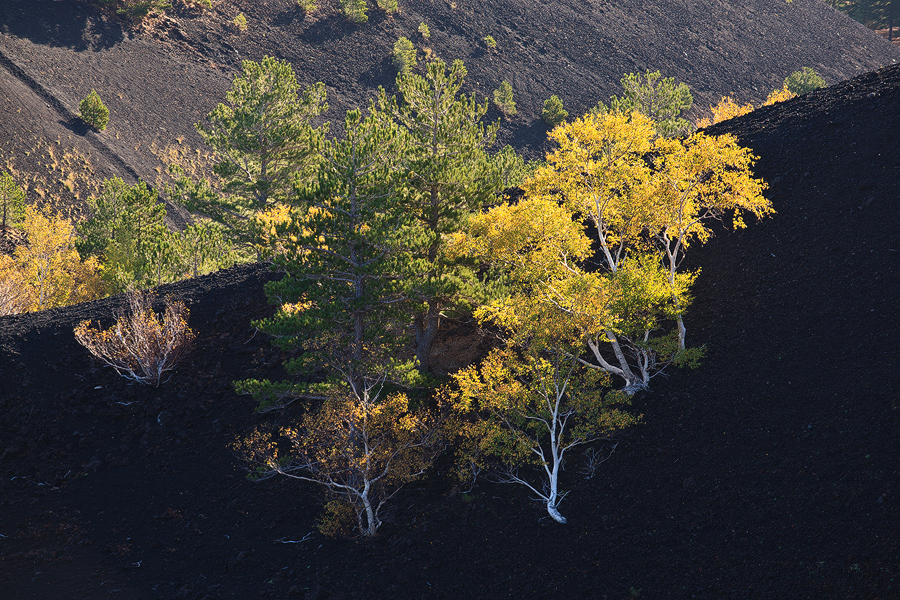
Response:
[697,87,796,128]
[763,86,796,106]
[0,205,102,314]
[525,111,659,270]
[74,291,195,386]
[696,96,755,128]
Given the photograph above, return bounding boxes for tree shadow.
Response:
[0,0,126,52]
[60,116,91,137]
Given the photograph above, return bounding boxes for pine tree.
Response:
[196,56,328,214]
[0,172,26,230]
[378,59,502,374]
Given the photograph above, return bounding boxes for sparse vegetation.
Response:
[79,90,110,132]
[483,35,497,49]
[74,291,195,387]
[296,0,317,12]
[493,80,516,116]
[392,37,417,74]
[418,22,430,38]
[542,94,568,126]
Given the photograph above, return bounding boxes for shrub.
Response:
[296,0,317,12]
[392,36,416,74]
[341,0,368,23]
[74,291,195,387]
[783,67,826,95]
[376,0,398,13]
[79,90,110,132]
[542,95,568,126]
[483,35,497,49]
[418,22,430,38]
[231,12,248,31]
[492,80,516,116]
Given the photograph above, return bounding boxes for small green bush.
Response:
[483,35,497,49]
[418,22,430,38]
[296,0,317,10]
[542,95,568,127]
[232,12,248,31]
[341,0,368,23]
[376,0,398,13]
[79,90,110,132]
[493,80,516,116]
[783,67,826,96]
[392,36,416,74]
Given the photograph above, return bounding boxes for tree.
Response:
[593,70,693,138]
[77,177,172,292]
[542,95,568,126]
[340,0,368,23]
[0,172,25,230]
[0,205,102,313]
[445,195,638,522]
[377,59,502,374]
[243,106,414,407]
[449,348,636,523]
[392,37,417,75]
[519,111,770,390]
[493,80,517,116]
[196,56,328,216]
[236,383,444,538]
[650,132,772,349]
[79,90,110,132]
[783,67,826,96]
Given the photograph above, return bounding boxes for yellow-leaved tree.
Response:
[235,383,445,538]
[480,111,770,392]
[445,196,640,522]
[0,205,102,314]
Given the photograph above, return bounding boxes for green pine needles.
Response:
[542,95,568,126]
[341,0,368,23]
[493,80,516,116]
[784,67,826,95]
[392,37,417,74]
[79,90,110,132]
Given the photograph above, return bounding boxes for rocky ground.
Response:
[1,1,900,599]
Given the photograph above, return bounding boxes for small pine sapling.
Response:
[483,35,497,50]
[341,0,368,23]
[493,80,516,116]
[231,12,248,31]
[392,37,417,74]
[296,0,317,11]
[418,22,430,38]
[542,95,568,126]
[79,90,110,132]
[0,172,26,230]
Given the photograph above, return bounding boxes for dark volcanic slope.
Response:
[1,64,900,598]
[0,0,898,196]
